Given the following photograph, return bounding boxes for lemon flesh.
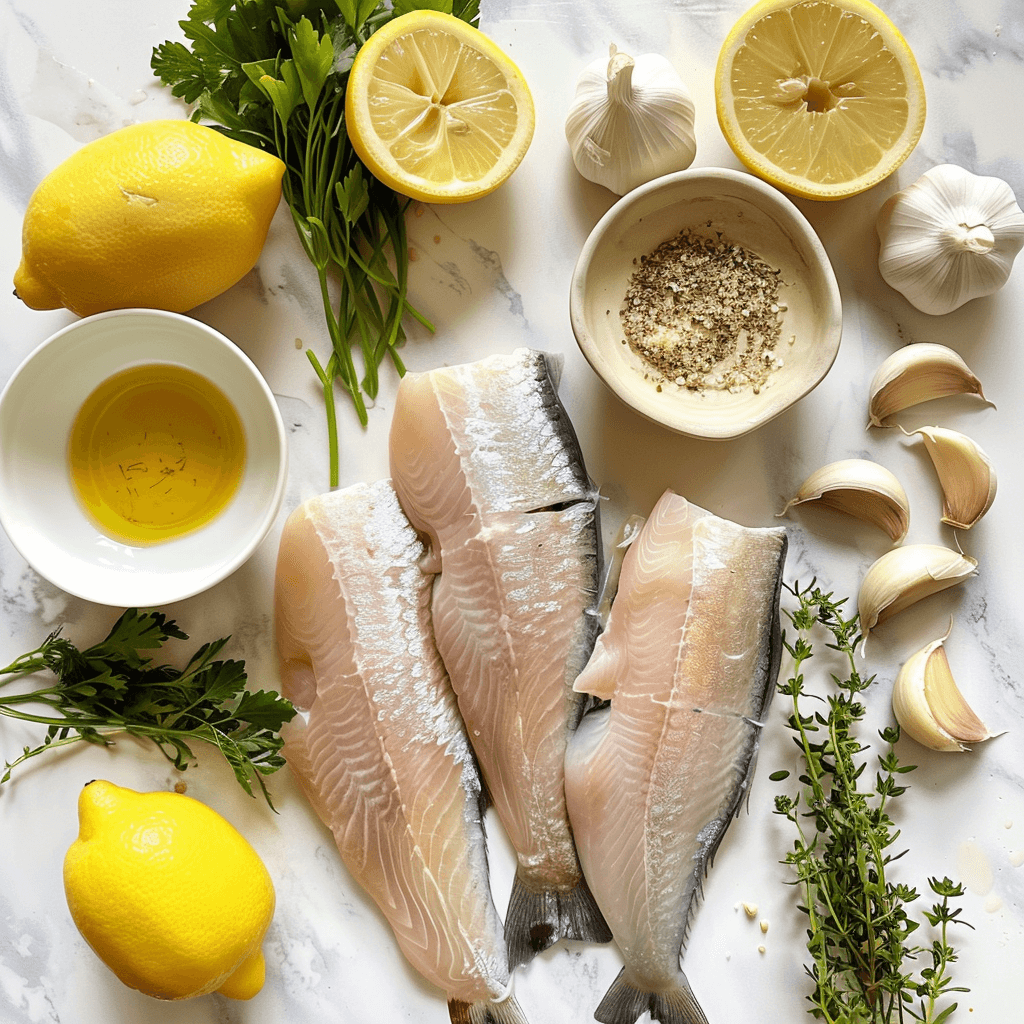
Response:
[63,780,275,1001]
[14,120,284,317]
[346,10,535,203]
[715,0,925,200]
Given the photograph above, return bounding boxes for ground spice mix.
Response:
[620,229,785,393]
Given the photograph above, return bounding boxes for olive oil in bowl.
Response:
[68,363,246,545]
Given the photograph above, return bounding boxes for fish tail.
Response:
[448,993,531,1024]
[504,869,613,969]
[594,968,709,1024]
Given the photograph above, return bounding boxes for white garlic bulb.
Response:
[565,44,696,196]
[877,163,1024,315]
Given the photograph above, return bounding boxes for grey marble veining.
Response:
[1,0,1023,1022]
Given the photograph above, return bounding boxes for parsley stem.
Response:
[1,610,294,806]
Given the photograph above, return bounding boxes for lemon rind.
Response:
[714,0,926,201]
[345,10,535,204]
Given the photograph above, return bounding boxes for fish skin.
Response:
[274,481,529,1024]
[564,490,787,1024]
[389,349,611,968]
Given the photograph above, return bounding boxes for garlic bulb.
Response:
[892,628,997,751]
[877,164,1024,315]
[565,45,696,196]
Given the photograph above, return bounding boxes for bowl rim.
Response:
[569,166,842,439]
[0,308,288,606]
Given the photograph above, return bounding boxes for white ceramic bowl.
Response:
[0,309,287,606]
[570,168,842,439]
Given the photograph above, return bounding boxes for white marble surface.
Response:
[1,1,1023,1022]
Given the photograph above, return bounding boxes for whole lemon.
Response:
[63,780,275,1001]
[14,121,285,317]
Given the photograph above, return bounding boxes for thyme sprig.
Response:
[771,581,970,1023]
[0,609,295,808]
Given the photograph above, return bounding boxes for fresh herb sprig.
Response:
[152,0,479,486]
[0,609,295,808]
[772,582,970,1023]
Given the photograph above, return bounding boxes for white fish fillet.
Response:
[389,349,610,967]
[564,490,787,1024]
[274,481,528,1024]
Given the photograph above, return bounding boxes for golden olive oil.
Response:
[68,363,246,545]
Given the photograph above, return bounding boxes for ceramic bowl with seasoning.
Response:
[570,167,842,439]
[0,309,287,607]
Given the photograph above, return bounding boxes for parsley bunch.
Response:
[152,0,479,487]
[0,609,295,808]
[772,582,970,1023]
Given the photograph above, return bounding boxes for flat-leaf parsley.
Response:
[152,1,481,487]
[0,609,295,808]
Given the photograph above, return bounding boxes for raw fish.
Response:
[389,349,611,968]
[564,490,787,1024]
[275,481,528,1024]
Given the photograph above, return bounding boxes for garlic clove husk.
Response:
[906,425,997,529]
[565,44,696,196]
[858,543,977,634]
[877,164,1024,315]
[867,342,989,427]
[779,458,909,543]
[892,631,997,751]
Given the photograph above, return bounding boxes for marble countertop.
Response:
[1,1,1022,1022]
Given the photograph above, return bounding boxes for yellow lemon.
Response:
[63,780,275,1001]
[715,0,926,200]
[14,120,285,317]
[345,10,535,203]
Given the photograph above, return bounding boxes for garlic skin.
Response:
[892,631,996,751]
[858,543,977,634]
[780,459,909,544]
[877,164,1024,315]
[906,426,997,529]
[867,342,988,427]
[565,45,696,196]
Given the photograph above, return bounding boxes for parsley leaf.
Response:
[152,1,478,487]
[0,610,296,808]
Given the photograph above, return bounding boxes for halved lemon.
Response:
[345,10,535,204]
[715,0,926,201]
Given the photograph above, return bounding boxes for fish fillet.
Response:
[564,489,787,1024]
[389,349,611,968]
[274,481,528,1024]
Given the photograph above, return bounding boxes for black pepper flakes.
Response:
[620,230,785,393]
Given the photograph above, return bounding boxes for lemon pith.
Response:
[63,780,275,1001]
[14,120,284,317]
[715,0,925,200]
[346,10,535,203]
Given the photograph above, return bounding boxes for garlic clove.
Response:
[892,631,997,751]
[877,164,1024,316]
[565,44,696,196]
[858,543,977,634]
[905,425,997,529]
[779,458,909,543]
[867,342,989,427]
